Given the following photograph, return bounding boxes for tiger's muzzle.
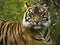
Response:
[31,21,43,29]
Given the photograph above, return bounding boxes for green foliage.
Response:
[52,22,60,45]
[0,0,33,23]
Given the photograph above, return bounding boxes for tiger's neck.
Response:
[20,23,48,45]
[21,22,37,38]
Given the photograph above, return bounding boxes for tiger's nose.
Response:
[35,21,39,25]
[35,21,39,24]
[34,19,39,24]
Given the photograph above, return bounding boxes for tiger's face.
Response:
[23,4,51,29]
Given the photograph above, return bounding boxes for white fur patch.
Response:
[43,15,51,27]
[22,13,32,28]
[43,21,50,27]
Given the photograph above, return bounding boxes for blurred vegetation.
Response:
[0,0,60,45]
[0,0,33,23]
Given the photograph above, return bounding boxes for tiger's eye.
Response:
[31,13,34,15]
[40,12,44,16]
[29,13,34,17]
[43,17,48,21]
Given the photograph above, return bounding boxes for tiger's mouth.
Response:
[33,25,41,29]
[31,22,43,29]
[32,24,43,29]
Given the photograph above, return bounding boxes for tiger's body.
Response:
[0,20,25,45]
[0,4,52,45]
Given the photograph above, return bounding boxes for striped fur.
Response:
[0,20,26,45]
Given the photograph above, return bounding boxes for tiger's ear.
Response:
[24,3,30,8]
[42,4,48,10]
[42,4,47,7]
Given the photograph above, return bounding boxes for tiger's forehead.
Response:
[27,5,48,13]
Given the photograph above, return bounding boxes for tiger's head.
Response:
[22,4,51,30]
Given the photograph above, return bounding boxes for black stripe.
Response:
[11,24,15,34]
[13,31,17,45]
[44,29,48,38]
[21,34,27,45]
[18,24,21,35]
[47,37,50,42]
[1,21,6,28]
[4,23,11,45]
[12,24,17,45]
[2,24,6,35]
[5,23,13,45]
[6,23,11,31]
[5,23,10,45]
[0,21,6,36]
[19,24,27,45]
[25,13,27,21]
[5,32,7,45]
[0,38,3,45]
[32,36,43,41]
[14,24,16,34]
[10,24,12,36]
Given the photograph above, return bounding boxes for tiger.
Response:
[0,3,52,45]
